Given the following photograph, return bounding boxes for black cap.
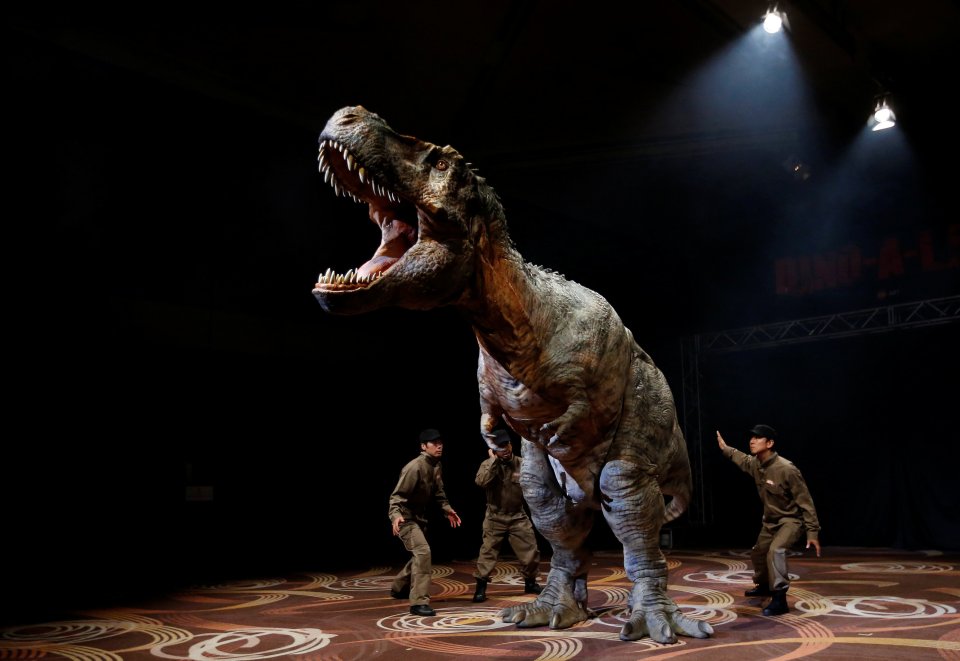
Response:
[749,424,777,440]
[491,429,512,447]
[419,428,442,443]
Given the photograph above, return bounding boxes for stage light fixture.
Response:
[871,97,897,131]
[762,6,785,33]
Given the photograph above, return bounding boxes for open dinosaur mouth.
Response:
[314,138,421,291]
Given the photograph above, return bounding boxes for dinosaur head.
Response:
[312,106,498,315]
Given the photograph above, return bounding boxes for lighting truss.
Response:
[697,295,960,353]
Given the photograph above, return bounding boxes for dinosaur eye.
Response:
[435,159,449,171]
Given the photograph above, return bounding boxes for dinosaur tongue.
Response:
[357,254,398,278]
[357,216,416,279]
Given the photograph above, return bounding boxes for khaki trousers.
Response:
[475,510,540,580]
[751,517,804,590]
[392,520,432,605]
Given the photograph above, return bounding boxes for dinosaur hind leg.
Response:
[498,439,593,630]
[599,454,714,643]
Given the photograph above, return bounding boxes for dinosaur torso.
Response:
[467,251,638,504]
[311,106,711,643]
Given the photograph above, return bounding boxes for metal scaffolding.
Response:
[697,295,960,354]
[678,294,960,525]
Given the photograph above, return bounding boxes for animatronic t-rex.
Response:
[311,106,713,644]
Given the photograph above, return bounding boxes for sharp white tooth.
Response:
[333,181,340,196]
[338,144,345,154]
[358,167,366,184]
[346,154,355,171]
[319,153,327,170]
[323,169,330,184]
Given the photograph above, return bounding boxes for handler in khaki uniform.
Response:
[471,428,543,603]
[388,428,462,616]
[717,424,821,616]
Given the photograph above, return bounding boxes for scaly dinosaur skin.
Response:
[312,106,713,643]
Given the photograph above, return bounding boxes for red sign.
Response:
[775,225,958,296]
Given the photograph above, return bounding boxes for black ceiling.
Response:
[9,1,960,347]
[12,1,959,150]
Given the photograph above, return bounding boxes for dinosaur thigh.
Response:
[518,438,594,577]
[598,453,666,580]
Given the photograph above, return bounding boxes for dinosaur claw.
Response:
[648,616,676,644]
[498,607,526,623]
[619,618,646,641]
[678,615,714,638]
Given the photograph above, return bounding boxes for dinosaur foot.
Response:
[500,599,591,629]
[620,607,714,643]
[620,584,714,643]
[498,568,592,630]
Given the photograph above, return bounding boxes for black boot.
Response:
[524,577,543,595]
[744,584,773,597]
[762,588,789,616]
[472,578,489,603]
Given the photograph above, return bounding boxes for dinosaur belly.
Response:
[480,362,559,433]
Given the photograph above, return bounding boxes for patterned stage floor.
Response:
[2,547,958,660]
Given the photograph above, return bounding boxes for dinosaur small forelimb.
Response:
[620,580,714,643]
[480,412,500,446]
[540,399,590,445]
[499,567,592,629]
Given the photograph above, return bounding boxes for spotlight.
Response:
[871,97,897,131]
[781,154,812,181]
[762,6,785,33]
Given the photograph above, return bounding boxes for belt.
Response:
[487,505,522,514]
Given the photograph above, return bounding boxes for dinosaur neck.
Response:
[459,235,544,371]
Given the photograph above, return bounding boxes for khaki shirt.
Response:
[476,454,525,513]
[724,448,821,542]
[388,452,454,524]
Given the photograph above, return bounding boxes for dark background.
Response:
[6,2,959,624]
